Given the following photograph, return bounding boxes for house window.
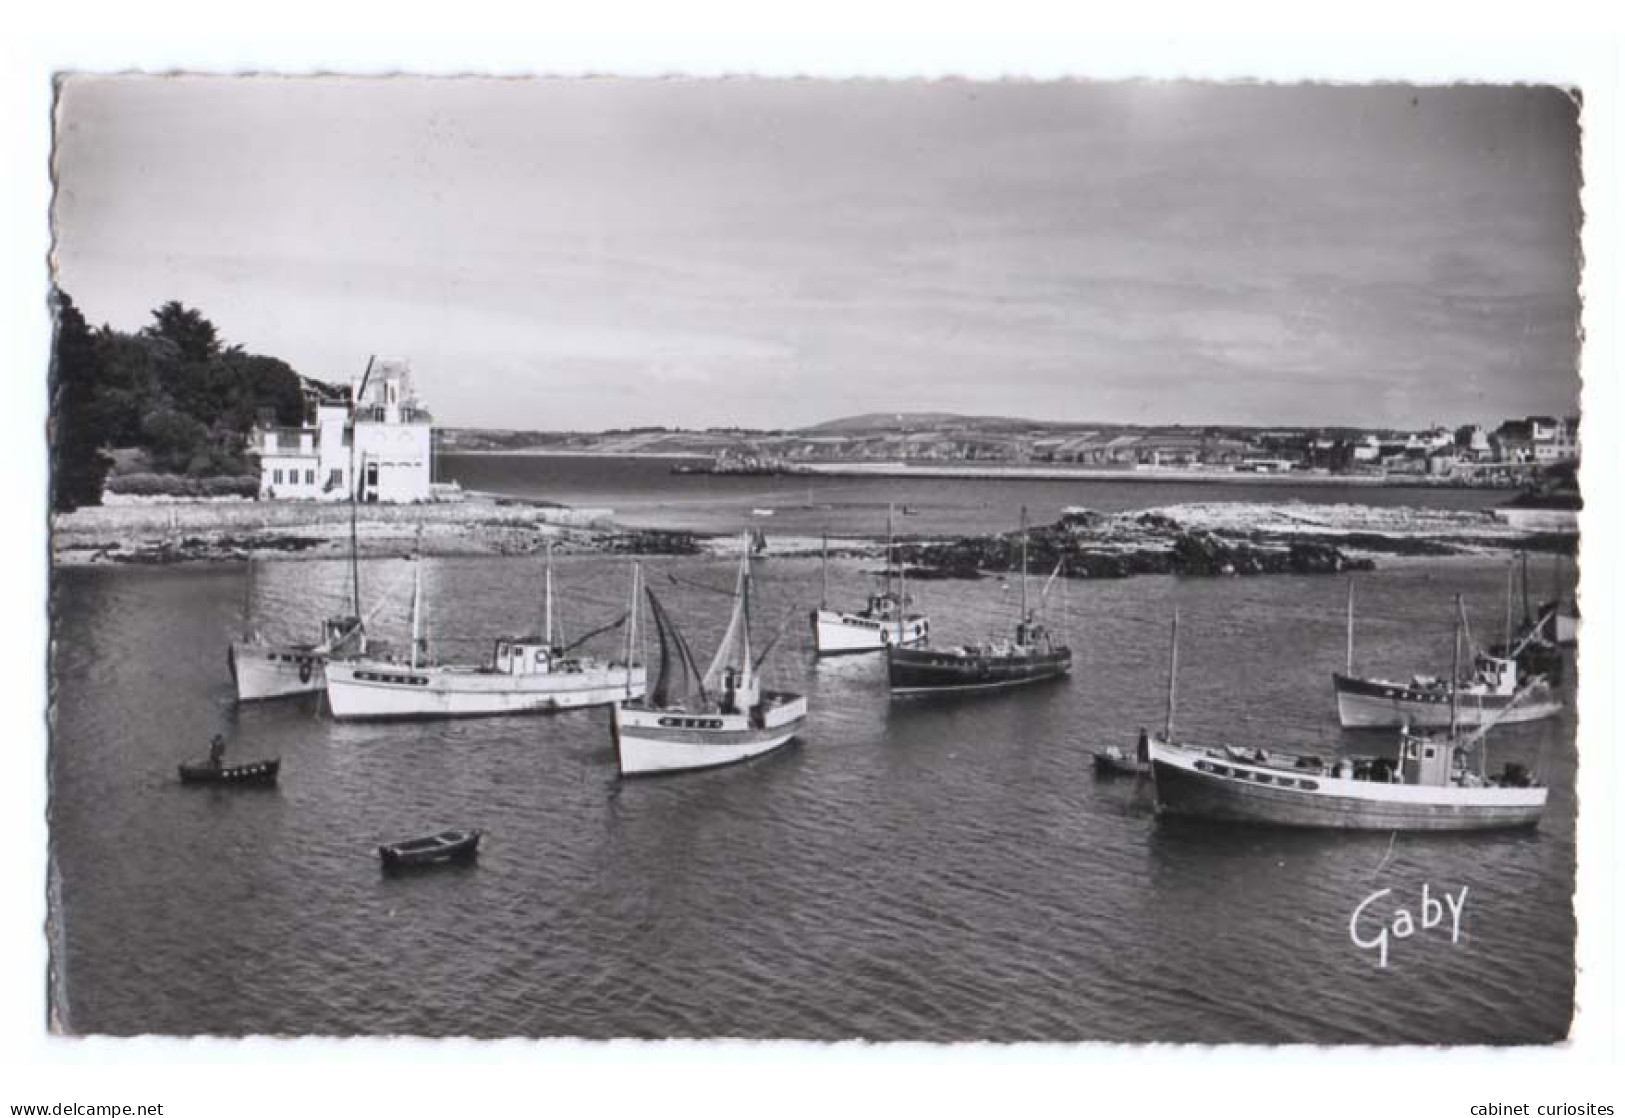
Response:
[305,469,315,485]
[273,468,283,484]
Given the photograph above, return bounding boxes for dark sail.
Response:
[645,588,708,709]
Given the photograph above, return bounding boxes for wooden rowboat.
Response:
[1091,747,1151,777]
[177,758,280,786]
[378,829,482,869]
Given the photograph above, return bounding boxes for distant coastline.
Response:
[441,449,1513,489]
[442,448,707,460]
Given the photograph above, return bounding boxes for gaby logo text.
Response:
[1349,884,1468,968]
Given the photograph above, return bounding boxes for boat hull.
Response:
[325,660,647,720]
[379,830,481,868]
[229,641,328,701]
[1092,750,1151,777]
[887,646,1072,694]
[812,609,929,655]
[613,693,807,776]
[1150,742,1545,831]
[1332,673,1561,729]
[178,758,280,786]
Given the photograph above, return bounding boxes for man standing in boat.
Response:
[1136,727,1151,766]
[208,734,227,768]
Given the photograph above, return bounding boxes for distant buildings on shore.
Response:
[253,359,437,503]
[725,415,1580,480]
[436,410,1579,487]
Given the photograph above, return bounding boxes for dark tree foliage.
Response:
[49,292,318,505]
[144,300,221,364]
[49,290,114,512]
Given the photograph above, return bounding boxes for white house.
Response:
[255,359,434,503]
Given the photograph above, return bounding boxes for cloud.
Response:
[52,77,1581,430]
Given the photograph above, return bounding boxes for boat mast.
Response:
[348,356,376,631]
[242,559,256,643]
[409,560,423,671]
[739,541,754,693]
[624,562,640,697]
[1345,577,1355,674]
[544,541,555,649]
[1503,560,1514,651]
[897,550,907,646]
[886,503,895,601]
[1020,505,1030,622]
[820,527,829,611]
[1165,607,1180,740]
[1522,549,1532,628]
[1450,594,1464,739]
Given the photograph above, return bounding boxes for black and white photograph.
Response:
[35,64,1598,1062]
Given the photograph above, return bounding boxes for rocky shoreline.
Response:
[889,504,1572,582]
[50,495,1573,579]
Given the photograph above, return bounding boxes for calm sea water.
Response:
[440,453,1509,536]
[49,538,1576,1042]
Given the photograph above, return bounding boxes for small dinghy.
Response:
[378,829,482,869]
[178,758,280,786]
[1091,747,1151,778]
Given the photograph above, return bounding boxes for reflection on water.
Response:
[49,550,1575,1041]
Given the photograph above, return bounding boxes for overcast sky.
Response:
[52,77,1582,431]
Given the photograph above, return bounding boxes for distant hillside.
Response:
[802,412,1068,434]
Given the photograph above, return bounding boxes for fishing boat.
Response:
[324,546,647,720]
[228,606,363,701]
[378,829,482,869]
[228,358,379,702]
[887,510,1071,694]
[1332,580,1560,729]
[1150,603,1547,831]
[612,547,808,776]
[810,508,930,655]
[1487,553,1566,682]
[178,757,281,786]
[1538,552,1579,647]
[228,555,364,701]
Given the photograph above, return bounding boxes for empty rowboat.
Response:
[378,829,482,869]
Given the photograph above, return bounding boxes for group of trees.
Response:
[49,291,317,512]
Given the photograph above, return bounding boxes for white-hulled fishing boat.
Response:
[1151,601,1548,831]
[810,507,929,655]
[229,357,377,702]
[1331,580,1561,729]
[228,607,364,701]
[613,544,808,776]
[228,540,369,701]
[324,546,646,720]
